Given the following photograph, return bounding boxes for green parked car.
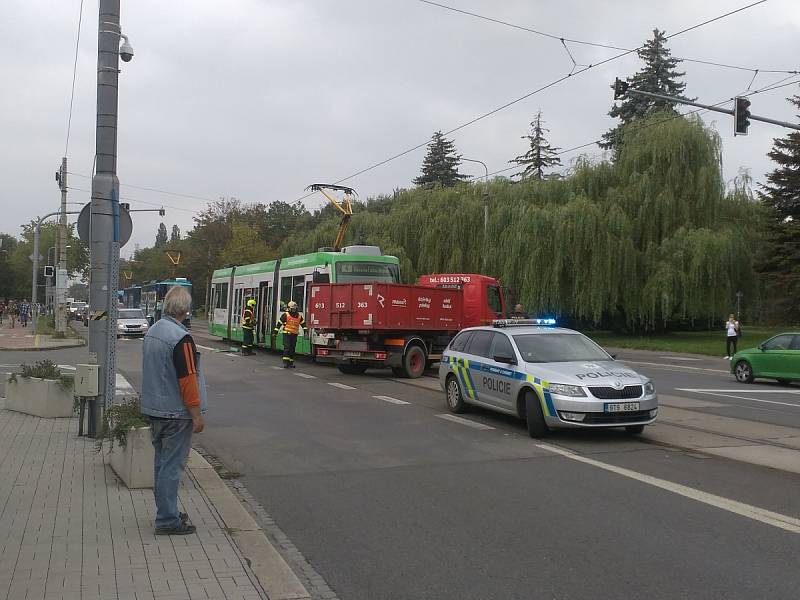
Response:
[731,332,800,384]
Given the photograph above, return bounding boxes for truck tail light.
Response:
[317,348,330,356]
[374,352,387,360]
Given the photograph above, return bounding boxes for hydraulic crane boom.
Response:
[305,183,356,251]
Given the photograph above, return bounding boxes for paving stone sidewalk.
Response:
[0,321,85,351]
[0,405,268,600]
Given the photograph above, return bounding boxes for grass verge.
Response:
[585,327,794,357]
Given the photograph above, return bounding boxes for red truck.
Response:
[308,274,508,378]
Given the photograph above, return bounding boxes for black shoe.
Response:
[288,363,296,369]
[180,512,189,523]
[155,521,196,536]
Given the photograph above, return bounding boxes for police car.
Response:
[439,320,658,437]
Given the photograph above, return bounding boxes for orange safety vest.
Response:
[282,312,303,335]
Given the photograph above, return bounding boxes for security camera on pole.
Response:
[86,0,134,437]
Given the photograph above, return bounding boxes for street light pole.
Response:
[461,157,489,272]
[32,212,79,332]
[88,0,130,432]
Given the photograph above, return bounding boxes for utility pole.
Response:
[88,0,132,433]
[56,157,68,335]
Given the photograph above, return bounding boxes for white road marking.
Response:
[659,356,701,361]
[271,366,284,370]
[115,373,135,396]
[373,395,410,405]
[681,390,800,408]
[295,373,316,379]
[535,442,800,534]
[678,388,800,394]
[196,344,217,352]
[622,360,729,374]
[435,414,495,430]
[328,382,356,390]
[225,353,238,357]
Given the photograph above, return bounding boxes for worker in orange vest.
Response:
[241,298,256,355]
[274,301,305,368]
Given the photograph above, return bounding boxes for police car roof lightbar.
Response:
[492,318,557,327]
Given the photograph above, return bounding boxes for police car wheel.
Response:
[625,425,645,434]
[445,375,467,413]
[524,390,549,438]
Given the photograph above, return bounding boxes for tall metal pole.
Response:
[461,157,489,273]
[56,157,68,334]
[89,0,123,432]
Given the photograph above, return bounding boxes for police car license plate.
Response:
[604,402,640,413]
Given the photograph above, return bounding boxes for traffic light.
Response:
[613,78,629,100]
[734,96,751,136]
[43,265,54,278]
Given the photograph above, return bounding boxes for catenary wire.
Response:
[480,76,800,179]
[419,0,796,75]
[290,0,771,202]
[64,0,85,156]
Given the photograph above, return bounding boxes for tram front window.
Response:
[335,262,399,283]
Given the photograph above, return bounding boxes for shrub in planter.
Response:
[5,360,75,418]
[97,396,154,489]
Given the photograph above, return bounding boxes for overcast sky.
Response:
[2,0,799,256]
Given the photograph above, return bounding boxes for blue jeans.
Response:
[150,418,193,529]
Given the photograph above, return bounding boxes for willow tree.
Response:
[277,115,763,331]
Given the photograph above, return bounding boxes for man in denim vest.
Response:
[141,286,208,535]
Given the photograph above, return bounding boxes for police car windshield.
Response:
[513,333,610,363]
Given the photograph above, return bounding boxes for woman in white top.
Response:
[724,314,740,359]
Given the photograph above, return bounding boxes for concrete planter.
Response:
[5,377,74,418]
[109,427,154,489]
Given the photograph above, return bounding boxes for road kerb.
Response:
[187,449,311,600]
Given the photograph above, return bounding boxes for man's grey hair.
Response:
[163,286,192,319]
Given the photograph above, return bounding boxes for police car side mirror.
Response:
[494,353,516,365]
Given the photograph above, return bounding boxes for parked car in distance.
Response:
[731,332,800,385]
[116,308,149,337]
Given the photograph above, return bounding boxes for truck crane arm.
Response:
[305,184,357,251]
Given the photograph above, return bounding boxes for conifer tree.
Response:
[601,29,692,150]
[511,111,562,179]
[413,131,467,188]
[757,89,800,321]
[170,224,181,243]
[154,222,168,248]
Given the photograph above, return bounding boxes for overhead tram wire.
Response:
[66,186,201,215]
[64,0,85,155]
[290,0,771,203]
[67,172,216,204]
[419,0,797,76]
[477,75,800,180]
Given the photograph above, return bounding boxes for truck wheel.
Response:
[524,389,549,438]
[445,375,467,413]
[338,364,368,375]
[403,345,427,379]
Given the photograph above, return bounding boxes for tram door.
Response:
[257,281,273,349]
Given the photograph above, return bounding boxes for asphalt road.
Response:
[3,328,800,599]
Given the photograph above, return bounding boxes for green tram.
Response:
[208,246,400,355]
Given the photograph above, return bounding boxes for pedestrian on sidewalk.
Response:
[141,285,208,536]
[9,300,16,328]
[724,314,741,359]
[0,301,5,324]
[19,299,29,327]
